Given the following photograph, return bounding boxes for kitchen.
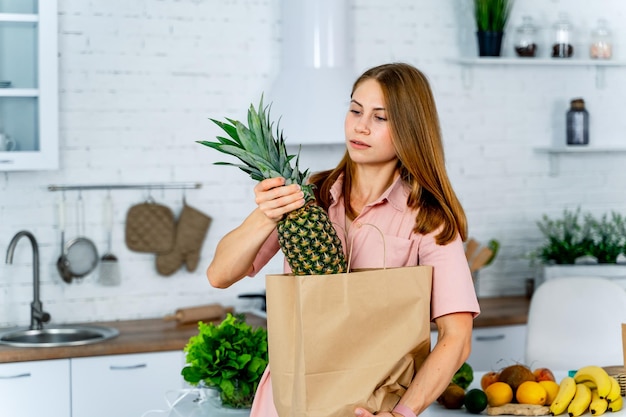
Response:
[1,0,626,416]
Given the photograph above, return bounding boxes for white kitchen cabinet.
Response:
[468,325,527,371]
[0,0,59,171]
[71,351,185,417]
[431,324,527,372]
[0,359,71,417]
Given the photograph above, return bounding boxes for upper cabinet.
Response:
[0,0,58,171]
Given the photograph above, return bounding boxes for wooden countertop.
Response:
[475,295,530,327]
[426,295,529,330]
[0,314,267,364]
[0,296,529,364]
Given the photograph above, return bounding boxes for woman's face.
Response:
[344,79,397,167]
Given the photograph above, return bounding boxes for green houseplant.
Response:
[473,0,514,56]
[181,313,268,409]
[535,208,626,265]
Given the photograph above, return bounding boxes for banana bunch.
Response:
[549,366,623,416]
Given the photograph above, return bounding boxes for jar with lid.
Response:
[590,19,612,59]
[566,98,589,146]
[514,16,538,57]
[552,13,574,58]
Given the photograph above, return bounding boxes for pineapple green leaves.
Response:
[197,95,347,275]
[197,97,313,202]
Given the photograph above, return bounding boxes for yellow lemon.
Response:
[516,381,547,405]
[538,380,560,405]
[485,382,514,407]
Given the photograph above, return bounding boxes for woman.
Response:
[207,62,480,417]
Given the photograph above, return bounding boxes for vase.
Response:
[476,31,504,57]
[197,389,252,417]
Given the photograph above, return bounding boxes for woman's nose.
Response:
[355,119,370,134]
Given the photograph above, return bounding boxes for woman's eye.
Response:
[375,115,387,122]
[349,109,361,115]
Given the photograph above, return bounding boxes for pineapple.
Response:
[198,97,346,275]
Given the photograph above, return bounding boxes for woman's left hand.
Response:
[355,408,395,417]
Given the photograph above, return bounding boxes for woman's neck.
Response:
[350,164,398,214]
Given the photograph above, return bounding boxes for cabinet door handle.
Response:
[475,334,505,342]
[109,364,147,371]
[0,372,31,379]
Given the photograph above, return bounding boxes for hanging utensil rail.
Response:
[48,182,201,192]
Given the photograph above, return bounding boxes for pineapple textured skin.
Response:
[198,97,347,275]
[278,203,346,275]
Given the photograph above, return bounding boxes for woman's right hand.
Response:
[254,177,305,222]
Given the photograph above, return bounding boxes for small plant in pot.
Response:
[473,0,514,56]
[181,313,268,409]
[535,208,626,264]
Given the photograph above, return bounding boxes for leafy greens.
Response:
[181,313,268,408]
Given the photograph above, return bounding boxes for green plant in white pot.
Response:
[535,208,626,265]
[534,208,626,288]
[181,313,268,409]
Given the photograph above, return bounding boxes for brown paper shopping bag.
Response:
[266,265,433,417]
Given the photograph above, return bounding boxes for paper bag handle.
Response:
[346,222,387,272]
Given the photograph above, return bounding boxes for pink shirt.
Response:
[249,175,480,417]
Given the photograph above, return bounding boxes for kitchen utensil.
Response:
[98,193,120,286]
[64,193,99,281]
[469,247,494,273]
[56,196,73,283]
[465,238,480,261]
[486,403,550,416]
[163,303,234,325]
[125,200,175,253]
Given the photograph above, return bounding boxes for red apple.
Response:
[481,371,500,390]
[533,367,556,382]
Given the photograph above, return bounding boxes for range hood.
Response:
[267,0,354,145]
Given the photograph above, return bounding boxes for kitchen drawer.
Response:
[468,325,527,371]
[71,351,185,417]
[431,324,527,372]
[0,358,70,417]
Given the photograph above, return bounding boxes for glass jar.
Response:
[566,98,589,146]
[552,13,574,58]
[590,19,612,59]
[514,16,538,57]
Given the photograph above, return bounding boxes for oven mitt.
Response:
[125,202,175,253]
[156,203,212,276]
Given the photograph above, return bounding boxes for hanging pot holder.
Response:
[125,202,175,253]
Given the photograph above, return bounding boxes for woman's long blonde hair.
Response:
[310,62,467,245]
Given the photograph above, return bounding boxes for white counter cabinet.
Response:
[0,350,185,417]
[71,351,185,417]
[0,359,71,417]
[432,324,527,371]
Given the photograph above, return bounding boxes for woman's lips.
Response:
[349,139,370,149]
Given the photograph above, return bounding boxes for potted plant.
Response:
[534,208,626,286]
[181,313,268,410]
[473,0,514,56]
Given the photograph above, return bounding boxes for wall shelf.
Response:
[450,57,626,89]
[0,13,38,23]
[0,88,39,97]
[534,146,626,176]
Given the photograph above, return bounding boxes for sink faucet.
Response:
[5,231,51,330]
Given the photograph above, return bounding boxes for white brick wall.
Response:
[1,0,626,327]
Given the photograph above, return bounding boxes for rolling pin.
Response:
[164,303,234,325]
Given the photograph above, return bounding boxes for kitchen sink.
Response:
[0,325,119,348]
